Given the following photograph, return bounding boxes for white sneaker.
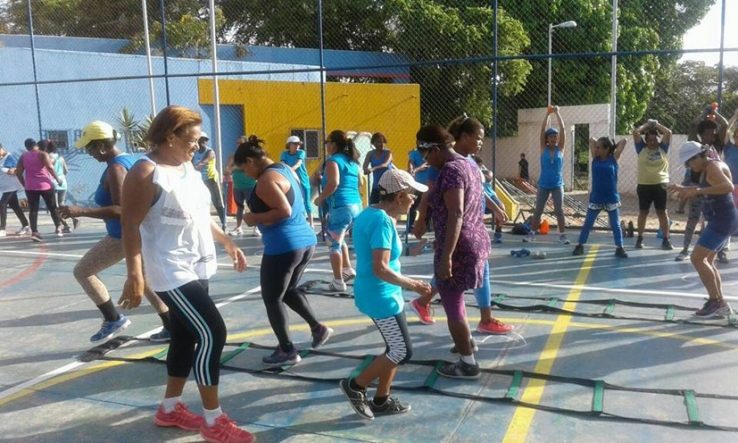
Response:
[228,227,243,236]
[675,250,690,261]
[0,230,6,237]
[523,232,535,243]
[559,234,570,245]
[328,279,347,293]
[16,226,31,235]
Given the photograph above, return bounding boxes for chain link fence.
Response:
[1,0,736,230]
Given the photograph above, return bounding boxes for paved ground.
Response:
[1,216,737,442]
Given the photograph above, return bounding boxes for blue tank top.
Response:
[251,163,316,255]
[369,150,392,190]
[280,149,310,189]
[590,156,619,205]
[408,149,429,185]
[700,161,737,223]
[723,143,738,185]
[539,147,563,189]
[95,154,137,238]
[322,153,361,208]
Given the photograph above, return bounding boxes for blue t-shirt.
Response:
[321,153,361,208]
[280,149,310,189]
[408,149,429,185]
[368,150,393,190]
[426,166,439,185]
[353,207,404,318]
[253,163,317,255]
[95,154,138,238]
[723,143,738,185]
[539,147,563,189]
[590,156,619,205]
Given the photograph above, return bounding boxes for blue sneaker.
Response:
[493,232,502,243]
[149,328,171,342]
[90,315,131,343]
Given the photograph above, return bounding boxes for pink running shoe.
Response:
[477,318,513,335]
[200,414,254,443]
[410,298,435,325]
[154,403,204,431]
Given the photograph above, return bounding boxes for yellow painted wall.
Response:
[198,79,421,177]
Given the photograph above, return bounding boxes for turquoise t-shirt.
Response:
[539,147,564,189]
[321,153,362,208]
[352,206,404,319]
[280,149,310,188]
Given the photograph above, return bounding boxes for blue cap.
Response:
[545,128,559,137]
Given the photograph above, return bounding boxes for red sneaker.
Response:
[477,318,513,335]
[154,403,204,431]
[410,298,435,325]
[200,414,254,443]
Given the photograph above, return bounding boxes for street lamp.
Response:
[547,20,577,106]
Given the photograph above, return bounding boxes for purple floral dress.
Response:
[429,154,490,293]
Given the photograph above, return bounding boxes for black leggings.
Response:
[261,246,319,352]
[158,280,226,386]
[0,191,28,230]
[204,179,226,227]
[25,189,60,232]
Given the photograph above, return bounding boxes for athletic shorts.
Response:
[637,184,668,211]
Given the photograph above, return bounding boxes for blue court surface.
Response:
[1,218,737,442]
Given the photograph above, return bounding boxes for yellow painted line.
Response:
[3,301,735,410]
[502,245,599,443]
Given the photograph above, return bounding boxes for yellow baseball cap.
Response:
[75,121,116,148]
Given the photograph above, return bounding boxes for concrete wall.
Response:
[484,104,688,195]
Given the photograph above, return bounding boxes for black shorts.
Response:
[637,184,668,211]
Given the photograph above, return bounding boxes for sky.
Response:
[681,0,738,67]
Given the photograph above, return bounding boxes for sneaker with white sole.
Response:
[437,359,481,379]
[200,414,254,443]
[339,378,374,420]
[16,226,31,235]
[675,249,689,262]
[410,298,435,325]
[311,324,333,348]
[154,402,204,431]
[695,299,733,318]
[228,227,243,236]
[149,328,171,342]
[341,268,356,282]
[0,230,5,237]
[369,396,411,416]
[559,234,570,245]
[328,279,347,293]
[30,232,43,242]
[90,315,131,343]
[262,347,301,365]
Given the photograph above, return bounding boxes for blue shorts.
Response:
[697,219,738,251]
[327,203,361,236]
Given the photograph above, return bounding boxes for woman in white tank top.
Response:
[120,106,253,443]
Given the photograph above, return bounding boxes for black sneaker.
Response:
[661,238,674,250]
[369,396,411,416]
[311,324,334,348]
[572,244,584,256]
[615,247,628,258]
[634,236,643,249]
[437,359,481,379]
[262,347,301,365]
[339,379,374,420]
[717,250,729,264]
[450,337,478,354]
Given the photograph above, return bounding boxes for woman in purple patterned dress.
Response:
[417,124,489,379]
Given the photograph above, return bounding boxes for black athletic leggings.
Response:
[0,191,28,230]
[158,279,226,386]
[25,189,60,232]
[261,246,319,352]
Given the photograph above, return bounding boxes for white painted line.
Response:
[304,267,738,302]
[0,284,261,404]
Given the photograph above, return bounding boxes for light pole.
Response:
[547,20,577,106]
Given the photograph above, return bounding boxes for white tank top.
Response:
[139,157,217,291]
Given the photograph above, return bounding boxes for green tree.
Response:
[498,0,715,133]
[645,61,738,134]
